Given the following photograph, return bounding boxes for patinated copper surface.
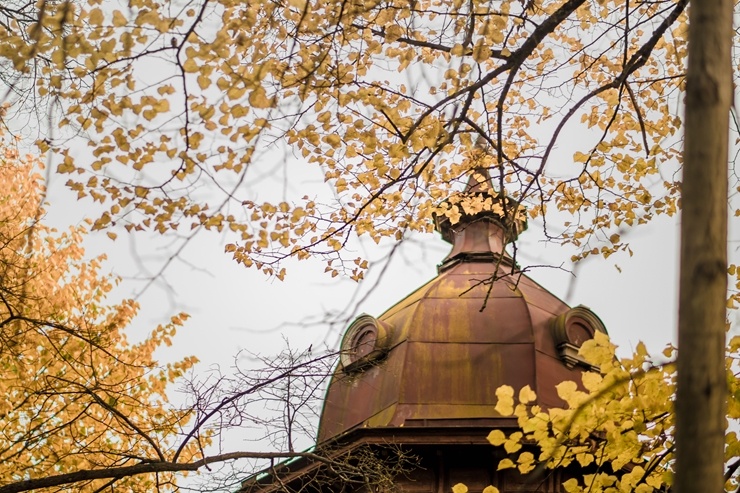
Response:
[317,172,606,443]
[241,171,609,493]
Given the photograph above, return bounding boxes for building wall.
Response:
[391,445,563,493]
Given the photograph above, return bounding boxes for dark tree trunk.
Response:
[675,0,732,491]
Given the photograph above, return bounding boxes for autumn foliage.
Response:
[0,125,198,491]
[0,0,697,280]
[0,0,739,490]
[483,333,740,493]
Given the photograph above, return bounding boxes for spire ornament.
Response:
[433,167,527,271]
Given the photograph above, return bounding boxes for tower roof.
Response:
[317,170,606,443]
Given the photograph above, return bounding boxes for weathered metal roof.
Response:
[317,172,606,443]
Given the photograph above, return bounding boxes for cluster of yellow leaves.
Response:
[481,327,740,492]
[470,287,740,493]
[434,174,528,237]
[452,483,499,493]
[486,332,677,493]
[727,262,740,310]
[0,0,702,276]
[0,125,200,491]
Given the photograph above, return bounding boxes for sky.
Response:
[6,2,739,484]
[36,154,689,470]
[43,163,684,368]
[15,59,740,493]
[3,0,697,378]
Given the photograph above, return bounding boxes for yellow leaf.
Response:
[495,385,515,416]
[482,487,499,493]
[182,58,199,73]
[451,484,468,493]
[385,24,404,42]
[562,478,581,493]
[581,371,602,391]
[497,458,515,470]
[662,344,676,358]
[576,452,593,467]
[324,134,342,148]
[518,385,536,404]
[106,232,118,240]
[36,139,50,153]
[503,438,521,454]
[248,86,272,109]
[56,155,76,174]
[197,75,211,90]
[88,8,104,25]
[112,10,128,27]
[555,380,578,403]
[517,452,535,474]
[158,85,176,95]
[228,85,246,100]
[472,40,491,62]
[487,429,506,446]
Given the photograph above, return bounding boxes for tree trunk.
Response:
[675,0,732,491]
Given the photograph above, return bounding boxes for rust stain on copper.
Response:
[318,171,607,442]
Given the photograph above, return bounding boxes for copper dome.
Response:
[317,172,607,443]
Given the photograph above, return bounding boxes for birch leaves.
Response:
[1,0,694,276]
[485,334,677,493]
[0,124,199,491]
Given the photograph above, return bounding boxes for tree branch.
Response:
[0,451,333,493]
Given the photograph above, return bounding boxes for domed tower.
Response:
[241,170,607,493]
[318,170,607,444]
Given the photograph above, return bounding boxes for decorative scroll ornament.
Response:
[340,314,394,373]
[550,305,608,370]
